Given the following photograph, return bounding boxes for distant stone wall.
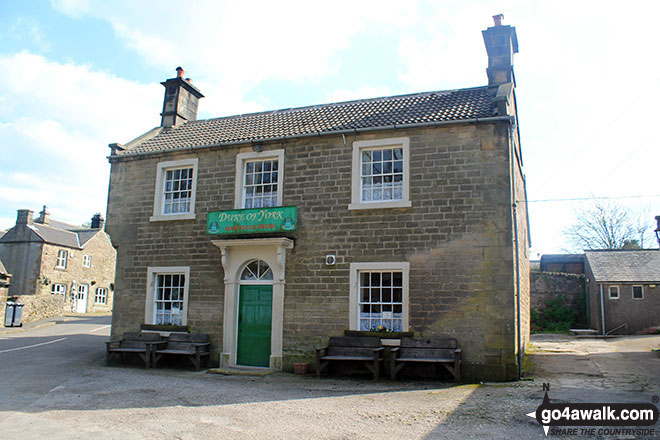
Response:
[531,271,585,312]
[8,293,65,324]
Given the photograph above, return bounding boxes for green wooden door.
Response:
[237,285,272,367]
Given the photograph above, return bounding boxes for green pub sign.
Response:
[207,206,297,235]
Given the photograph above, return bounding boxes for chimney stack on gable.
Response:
[37,205,50,225]
[91,213,105,230]
[16,209,33,226]
[160,66,205,128]
[482,14,519,86]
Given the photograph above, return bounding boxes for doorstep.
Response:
[208,366,274,376]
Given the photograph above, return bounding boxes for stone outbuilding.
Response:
[0,207,116,322]
[585,250,660,334]
[106,18,531,381]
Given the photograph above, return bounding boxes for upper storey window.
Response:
[349,137,411,210]
[150,158,198,222]
[235,150,284,209]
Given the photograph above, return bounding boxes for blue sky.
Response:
[1,0,659,257]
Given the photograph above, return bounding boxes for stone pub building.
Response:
[106,17,530,381]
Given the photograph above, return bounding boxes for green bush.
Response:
[532,297,579,333]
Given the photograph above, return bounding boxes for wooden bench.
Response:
[389,337,462,382]
[316,336,384,380]
[152,333,211,371]
[106,332,163,368]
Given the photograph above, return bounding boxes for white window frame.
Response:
[632,285,644,300]
[94,287,108,304]
[349,137,411,210]
[82,255,92,268]
[145,266,190,326]
[349,262,410,331]
[56,250,68,269]
[150,158,199,222]
[51,284,67,295]
[234,149,285,209]
[608,285,619,300]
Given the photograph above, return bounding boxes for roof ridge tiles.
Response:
[189,85,490,125]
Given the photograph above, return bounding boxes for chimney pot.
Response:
[482,18,519,86]
[37,205,50,225]
[160,67,204,127]
[16,209,34,226]
[91,213,105,230]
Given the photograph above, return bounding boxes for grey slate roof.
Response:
[117,86,497,157]
[585,250,660,283]
[47,219,84,231]
[28,223,81,249]
[72,230,99,246]
[0,221,102,250]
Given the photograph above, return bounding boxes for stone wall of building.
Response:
[0,241,42,296]
[10,292,65,323]
[531,271,585,312]
[39,234,116,314]
[108,121,525,381]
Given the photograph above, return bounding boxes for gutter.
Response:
[109,116,515,162]
[507,120,523,379]
[599,283,606,336]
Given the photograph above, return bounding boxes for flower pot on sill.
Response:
[293,362,309,375]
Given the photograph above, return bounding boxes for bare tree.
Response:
[564,200,656,251]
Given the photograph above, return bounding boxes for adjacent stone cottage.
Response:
[0,207,116,321]
[106,18,530,381]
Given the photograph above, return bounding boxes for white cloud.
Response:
[0,52,161,230]
[49,0,419,117]
[9,18,51,52]
[10,0,660,256]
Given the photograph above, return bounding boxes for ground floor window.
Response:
[349,262,409,332]
[51,284,66,295]
[146,267,190,326]
[359,271,403,331]
[95,287,108,304]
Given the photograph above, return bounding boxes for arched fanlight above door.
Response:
[240,259,273,281]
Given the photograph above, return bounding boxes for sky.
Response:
[0,0,659,258]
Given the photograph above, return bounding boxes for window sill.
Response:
[348,200,412,211]
[149,213,196,222]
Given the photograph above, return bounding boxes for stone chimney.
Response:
[91,213,105,230]
[16,209,33,226]
[37,205,50,225]
[482,14,519,86]
[160,66,205,127]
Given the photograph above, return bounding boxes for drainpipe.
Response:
[599,284,606,335]
[508,121,523,379]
